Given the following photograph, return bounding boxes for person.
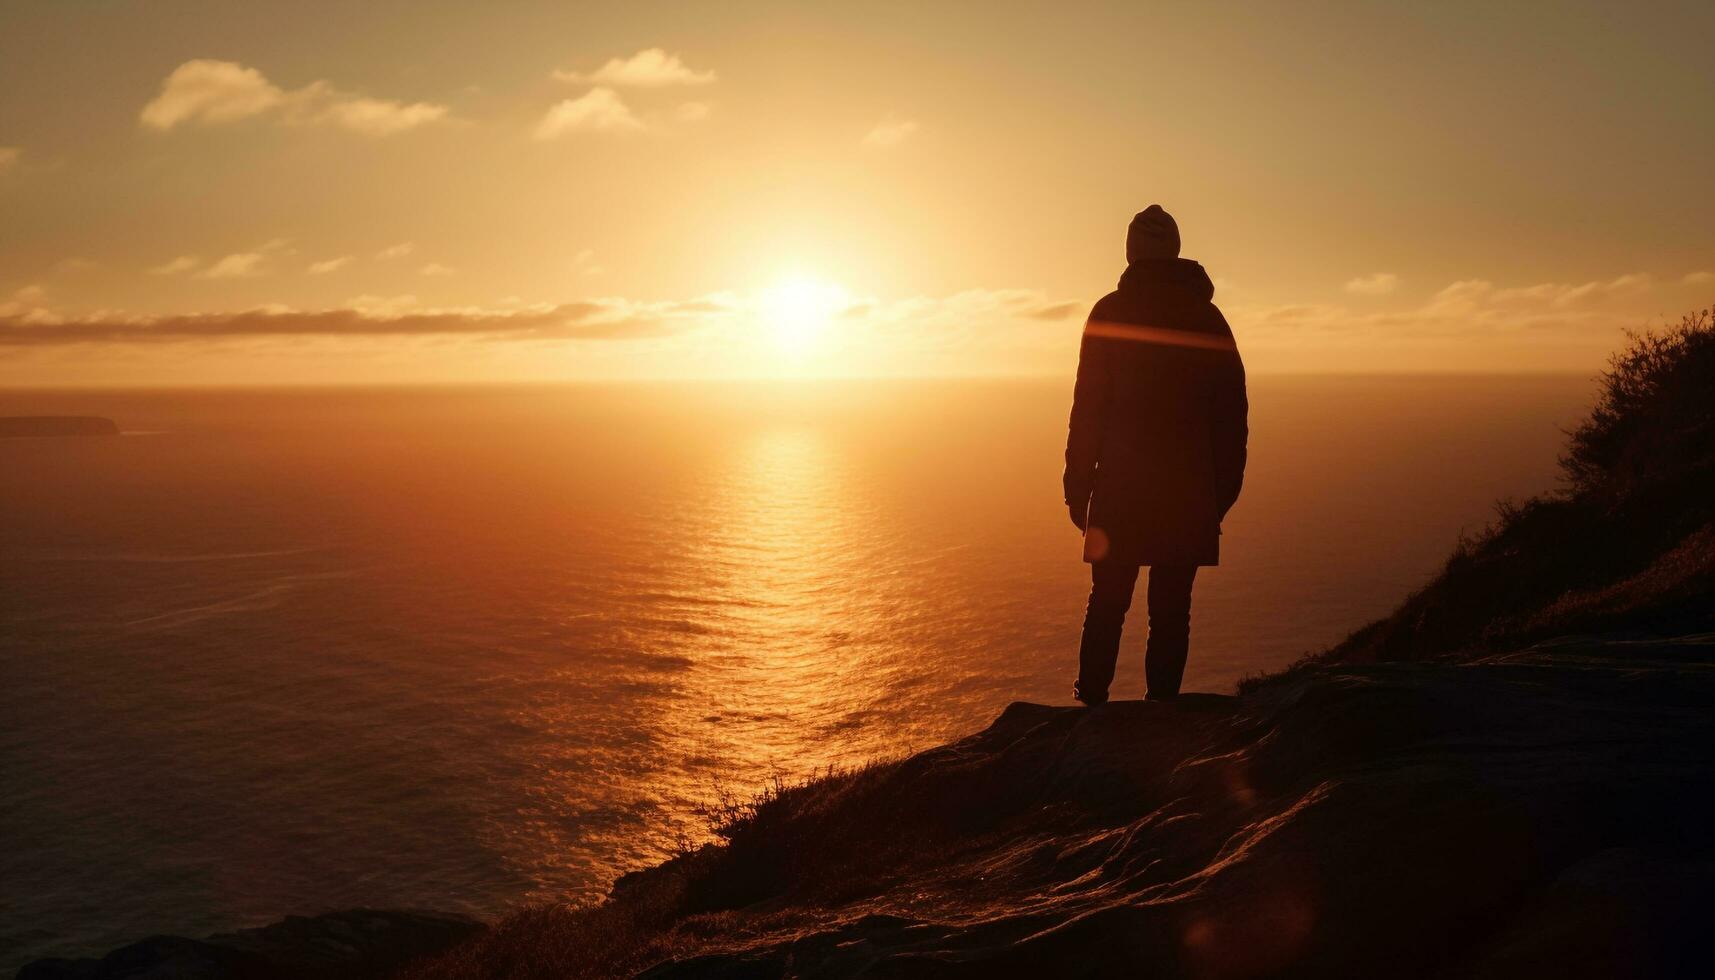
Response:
[1063,204,1248,704]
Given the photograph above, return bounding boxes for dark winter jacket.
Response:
[1064,258,1248,566]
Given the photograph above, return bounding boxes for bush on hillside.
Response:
[1243,306,1715,688]
[1562,307,1715,499]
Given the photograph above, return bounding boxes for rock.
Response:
[619,637,1715,978]
[15,909,484,980]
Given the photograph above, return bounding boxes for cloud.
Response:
[0,147,20,174]
[862,116,919,148]
[0,284,48,318]
[1683,271,1715,286]
[1224,271,1699,356]
[149,255,201,276]
[417,262,456,277]
[553,49,715,87]
[140,59,446,135]
[827,288,1082,349]
[675,101,712,122]
[1344,272,1400,296]
[815,271,1705,370]
[1024,300,1082,321]
[301,87,449,136]
[140,60,284,129]
[346,294,421,316]
[376,242,415,259]
[0,300,703,347]
[1425,273,1654,314]
[534,88,643,138]
[54,257,101,274]
[665,297,734,315]
[307,256,353,274]
[197,252,267,279]
[160,238,291,280]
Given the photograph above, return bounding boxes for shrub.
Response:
[1561,306,1715,499]
[1246,305,1715,686]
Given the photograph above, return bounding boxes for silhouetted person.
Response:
[1064,205,1248,704]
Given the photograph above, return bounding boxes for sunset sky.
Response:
[2,0,1712,385]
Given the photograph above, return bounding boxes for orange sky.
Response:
[2,1,1712,386]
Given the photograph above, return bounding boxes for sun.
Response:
[759,275,848,356]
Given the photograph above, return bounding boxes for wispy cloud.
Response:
[1344,272,1399,296]
[862,116,919,148]
[417,262,456,277]
[0,284,48,317]
[196,252,267,279]
[140,59,448,136]
[1683,271,1714,286]
[172,239,291,280]
[148,255,201,276]
[346,294,421,316]
[534,88,643,138]
[0,147,20,175]
[832,288,1082,342]
[375,242,415,260]
[1024,300,1082,321]
[302,89,448,136]
[552,49,715,87]
[307,256,353,275]
[1229,271,1699,356]
[0,300,706,347]
[1425,273,1653,312]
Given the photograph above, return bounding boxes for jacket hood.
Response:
[1118,258,1215,302]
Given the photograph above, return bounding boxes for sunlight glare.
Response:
[759,276,848,356]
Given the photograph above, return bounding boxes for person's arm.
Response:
[1063,322,1110,530]
[1211,347,1249,520]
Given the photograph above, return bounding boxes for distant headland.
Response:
[0,416,120,438]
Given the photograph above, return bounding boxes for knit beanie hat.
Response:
[1126,204,1181,262]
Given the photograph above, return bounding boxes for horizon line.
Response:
[0,367,1602,395]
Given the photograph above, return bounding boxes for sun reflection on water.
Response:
[671,425,883,770]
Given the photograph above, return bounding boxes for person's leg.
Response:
[1076,562,1140,704]
[1144,564,1198,700]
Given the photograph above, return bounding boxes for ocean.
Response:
[0,375,1591,968]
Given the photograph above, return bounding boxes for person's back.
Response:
[1063,205,1247,703]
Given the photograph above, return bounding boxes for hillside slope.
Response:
[1273,308,1715,675]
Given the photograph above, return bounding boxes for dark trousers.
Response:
[1077,563,1198,701]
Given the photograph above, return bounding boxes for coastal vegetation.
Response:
[1246,305,1715,686]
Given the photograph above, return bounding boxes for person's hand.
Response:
[1067,499,1089,532]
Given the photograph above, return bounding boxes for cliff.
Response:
[397,635,1714,979]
